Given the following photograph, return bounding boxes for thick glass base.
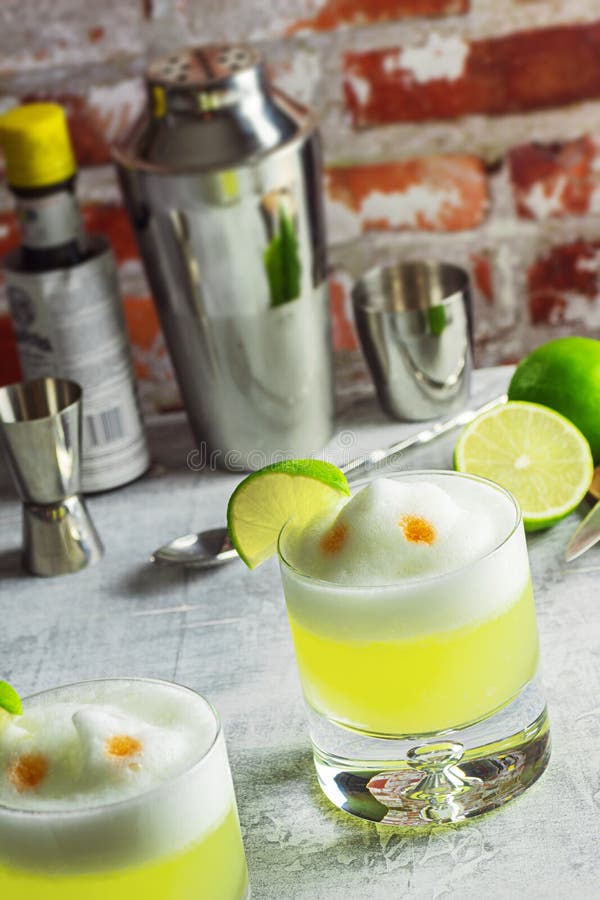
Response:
[310,677,550,826]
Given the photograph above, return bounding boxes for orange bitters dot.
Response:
[399,515,436,546]
[105,734,142,760]
[319,522,349,555]
[8,753,48,792]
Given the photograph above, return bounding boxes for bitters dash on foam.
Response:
[7,753,48,792]
[286,477,512,585]
[0,682,216,811]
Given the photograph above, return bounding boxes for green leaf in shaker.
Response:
[263,206,302,307]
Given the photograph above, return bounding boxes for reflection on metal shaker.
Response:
[114,44,334,469]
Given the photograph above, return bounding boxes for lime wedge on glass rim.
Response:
[454,401,593,531]
[227,459,350,569]
[0,680,22,717]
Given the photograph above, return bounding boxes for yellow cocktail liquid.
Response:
[289,581,539,735]
[0,805,248,900]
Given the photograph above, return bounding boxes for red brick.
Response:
[0,313,22,387]
[508,138,600,220]
[528,240,600,325]
[329,271,359,351]
[20,79,144,167]
[121,294,175,385]
[471,252,493,303]
[0,205,137,263]
[0,212,20,259]
[326,156,488,235]
[344,22,600,127]
[88,27,105,43]
[286,0,467,35]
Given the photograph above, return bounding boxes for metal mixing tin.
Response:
[114,45,334,469]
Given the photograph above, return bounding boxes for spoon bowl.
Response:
[151,528,238,569]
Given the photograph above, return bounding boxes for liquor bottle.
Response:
[0,103,149,492]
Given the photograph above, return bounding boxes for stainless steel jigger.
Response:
[352,261,473,421]
[0,378,103,576]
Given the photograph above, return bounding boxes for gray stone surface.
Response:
[0,366,598,899]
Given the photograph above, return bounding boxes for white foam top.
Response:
[281,473,529,641]
[285,475,516,586]
[0,680,239,874]
[0,680,217,812]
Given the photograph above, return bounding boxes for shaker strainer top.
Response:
[115,43,307,170]
[148,44,262,91]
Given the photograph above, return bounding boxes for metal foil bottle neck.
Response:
[118,44,301,172]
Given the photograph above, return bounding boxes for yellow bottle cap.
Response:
[0,103,76,189]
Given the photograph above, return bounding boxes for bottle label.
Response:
[16,191,86,249]
[3,238,150,492]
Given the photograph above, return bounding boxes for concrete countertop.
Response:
[0,366,598,899]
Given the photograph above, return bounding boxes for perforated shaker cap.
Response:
[115,43,307,171]
[147,44,265,115]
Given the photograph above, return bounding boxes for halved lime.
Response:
[227,459,350,568]
[0,680,22,716]
[454,401,593,531]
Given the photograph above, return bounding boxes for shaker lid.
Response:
[148,45,262,107]
[115,44,307,172]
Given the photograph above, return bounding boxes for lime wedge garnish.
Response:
[0,680,22,716]
[227,459,350,568]
[454,401,593,531]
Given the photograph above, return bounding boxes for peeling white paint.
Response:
[548,290,600,327]
[272,51,320,107]
[88,79,144,141]
[360,185,461,229]
[575,250,600,274]
[345,73,371,107]
[495,243,518,318]
[484,217,537,240]
[590,141,600,171]
[326,180,472,243]
[131,333,176,384]
[384,34,469,84]
[330,268,354,323]
[575,260,596,272]
[521,177,567,219]
[325,195,361,244]
[587,185,600,213]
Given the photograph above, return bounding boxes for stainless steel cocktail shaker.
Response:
[114,44,334,469]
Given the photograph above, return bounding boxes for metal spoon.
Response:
[151,528,238,569]
[151,394,506,569]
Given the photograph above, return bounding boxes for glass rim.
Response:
[278,469,522,590]
[0,677,222,819]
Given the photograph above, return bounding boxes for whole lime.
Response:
[508,337,600,461]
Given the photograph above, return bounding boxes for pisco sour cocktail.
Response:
[227,463,550,826]
[279,472,550,824]
[0,679,249,898]
[281,473,538,734]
